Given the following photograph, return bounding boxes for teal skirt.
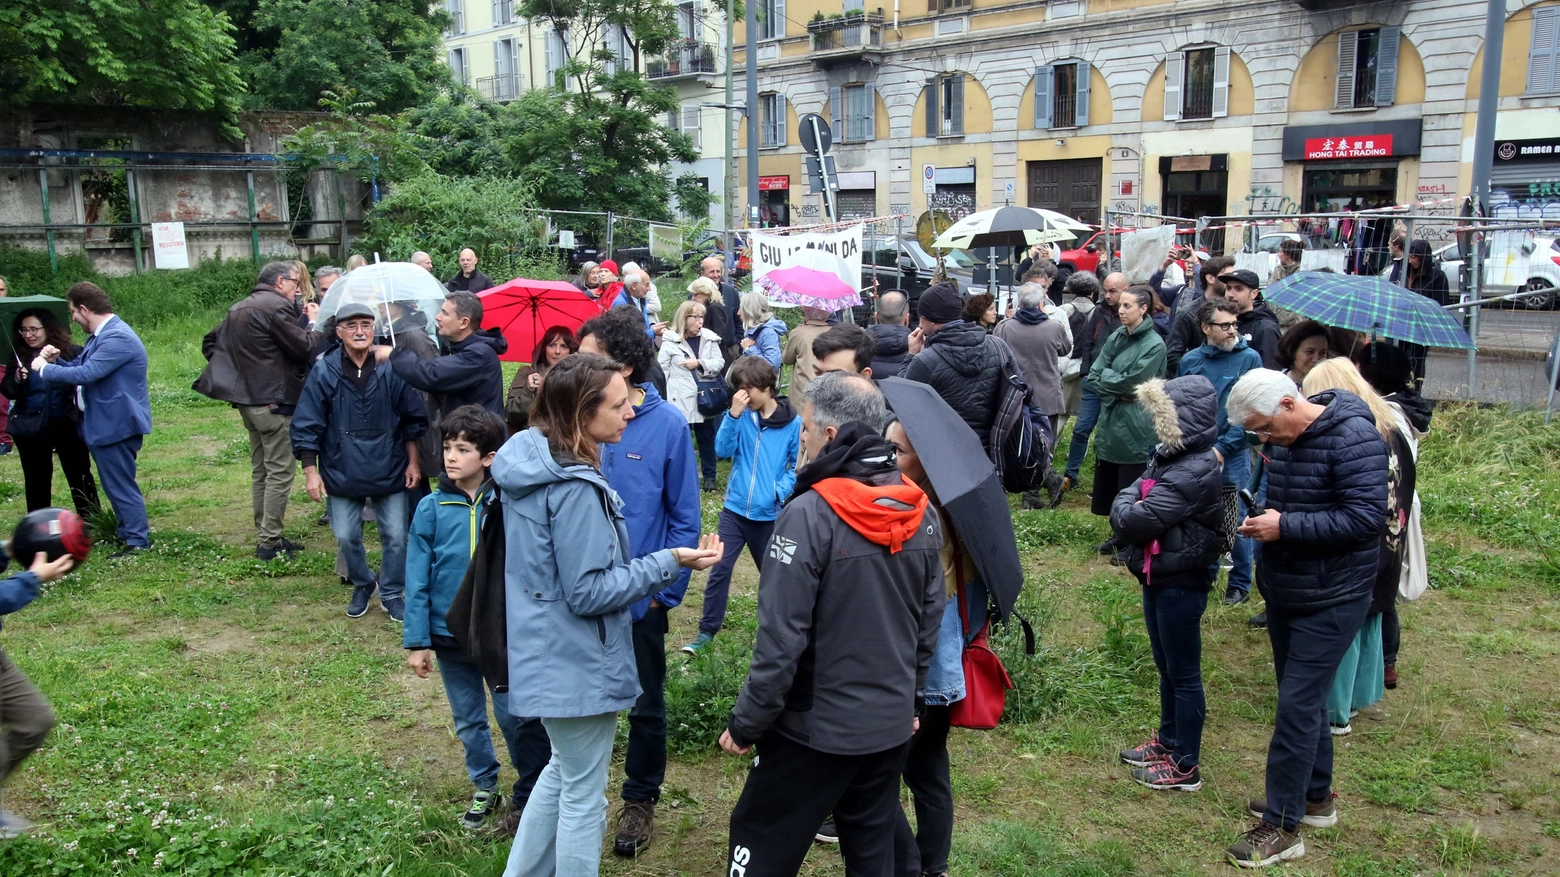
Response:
[1328,612,1384,726]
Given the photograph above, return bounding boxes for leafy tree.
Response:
[401,92,513,179]
[0,0,246,138]
[239,0,452,113]
[280,89,430,187]
[358,172,556,282]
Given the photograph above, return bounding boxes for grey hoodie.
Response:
[492,429,682,718]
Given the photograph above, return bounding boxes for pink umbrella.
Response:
[754,249,863,309]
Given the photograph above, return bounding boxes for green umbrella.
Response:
[0,295,72,364]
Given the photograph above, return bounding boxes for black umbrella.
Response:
[880,377,1025,621]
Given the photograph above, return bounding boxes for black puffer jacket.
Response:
[1109,375,1225,589]
[1237,302,1282,369]
[388,327,509,418]
[1258,390,1388,614]
[866,323,912,379]
[903,320,1004,439]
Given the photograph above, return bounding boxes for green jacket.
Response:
[1087,320,1168,464]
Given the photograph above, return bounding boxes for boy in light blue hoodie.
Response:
[681,357,801,655]
[404,406,549,834]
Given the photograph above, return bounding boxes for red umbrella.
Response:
[479,279,604,363]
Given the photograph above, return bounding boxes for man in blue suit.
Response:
[31,282,153,556]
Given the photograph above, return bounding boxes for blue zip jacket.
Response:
[741,318,788,369]
[609,289,655,338]
[600,384,701,621]
[1176,339,1264,460]
[493,429,681,718]
[715,397,801,521]
[291,350,429,497]
[403,479,493,650]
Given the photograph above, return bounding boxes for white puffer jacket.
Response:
[657,328,725,423]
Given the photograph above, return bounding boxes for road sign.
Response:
[805,155,840,194]
[922,163,936,194]
[799,114,833,157]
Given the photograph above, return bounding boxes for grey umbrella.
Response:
[880,377,1025,622]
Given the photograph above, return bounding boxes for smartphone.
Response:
[1240,488,1264,517]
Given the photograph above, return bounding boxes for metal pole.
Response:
[1469,0,1505,216]
[725,0,736,235]
[745,0,759,227]
[38,169,57,272]
[247,170,261,262]
[336,170,349,258]
[126,169,144,274]
[605,210,615,264]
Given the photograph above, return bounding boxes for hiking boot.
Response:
[497,804,523,835]
[1223,587,1249,606]
[1130,760,1202,792]
[279,538,306,553]
[1248,610,1268,629]
[1226,821,1305,868]
[1108,550,1130,567]
[1119,734,1171,767]
[382,595,406,623]
[1383,664,1398,689]
[613,799,654,857]
[1096,537,1119,556]
[814,816,839,844]
[1020,489,1046,510]
[701,478,717,492]
[680,632,714,656]
[0,808,33,839]
[461,788,503,832]
[347,582,376,618]
[256,543,289,562]
[1052,474,1076,510]
[1248,792,1337,829]
[1046,472,1068,509]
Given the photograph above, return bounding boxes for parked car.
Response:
[564,234,603,272]
[1244,232,1304,254]
[613,230,727,276]
[1396,237,1560,310]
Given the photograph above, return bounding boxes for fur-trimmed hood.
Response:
[1136,375,1218,455]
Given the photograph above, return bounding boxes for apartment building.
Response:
[727,0,1560,232]
[439,0,735,221]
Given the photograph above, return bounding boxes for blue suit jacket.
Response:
[40,315,152,447]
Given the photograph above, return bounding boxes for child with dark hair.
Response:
[0,542,76,837]
[680,356,801,655]
[404,404,549,833]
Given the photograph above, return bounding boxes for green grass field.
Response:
[0,305,1557,876]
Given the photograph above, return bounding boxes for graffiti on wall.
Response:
[1242,185,1301,216]
[928,190,975,221]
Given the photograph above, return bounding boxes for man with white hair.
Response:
[611,270,665,340]
[1222,368,1387,868]
[409,252,434,272]
[620,261,662,321]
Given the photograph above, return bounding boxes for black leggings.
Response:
[14,418,100,515]
[892,705,954,877]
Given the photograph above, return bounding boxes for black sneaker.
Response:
[1249,610,1268,629]
[1108,550,1130,567]
[109,545,149,560]
[1223,587,1249,606]
[347,583,376,618]
[701,478,717,492]
[382,595,405,623]
[279,538,306,553]
[1096,537,1118,556]
[613,799,655,857]
[814,816,839,844]
[461,788,502,831]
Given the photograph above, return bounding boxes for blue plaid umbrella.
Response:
[1263,271,1475,350]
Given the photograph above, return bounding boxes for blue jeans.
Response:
[503,712,619,877]
[1219,449,1254,595]
[328,492,408,598]
[436,650,550,808]
[1263,594,1371,833]
[1063,386,1101,480]
[90,435,150,547]
[1142,585,1209,769]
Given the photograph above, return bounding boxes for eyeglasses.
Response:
[278,276,299,286]
[19,325,45,334]
[1207,321,1238,331]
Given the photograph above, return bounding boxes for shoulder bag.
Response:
[947,548,1014,730]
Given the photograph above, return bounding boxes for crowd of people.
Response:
[0,245,1435,872]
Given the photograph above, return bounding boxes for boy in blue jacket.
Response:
[0,543,77,838]
[404,406,548,834]
[577,310,702,856]
[682,356,800,656]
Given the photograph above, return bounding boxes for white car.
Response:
[1430,236,1560,310]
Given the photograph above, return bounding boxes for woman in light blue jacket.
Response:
[493,354,721,877]
[737,291,787,369]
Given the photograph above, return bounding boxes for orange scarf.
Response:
[811,476,929,554]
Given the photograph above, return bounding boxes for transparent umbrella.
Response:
[316,262,447,345]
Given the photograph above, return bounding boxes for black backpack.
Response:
[987,337,1055,494]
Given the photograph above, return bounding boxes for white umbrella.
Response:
[317,262,447,345]
[932,205,1085,251]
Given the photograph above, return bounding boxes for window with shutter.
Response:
[1034,65,1053,128]
[941,75,963,136]
[841,85,872,142]
[683,106,703,150]
[1335,30,1358,110]
[924,81,939,137]
[1052,61,1076,127]
[863,86,875,141]
[1374,26,1399,107]
[778,94,788,145]
[1529,7,1560,95]
[445,0,465,35]
[1180,47,1215,119]
[1074,61,1090,127]
[830,86,843,138]
[1211,45,1230,118]
[1163,52,1183,122]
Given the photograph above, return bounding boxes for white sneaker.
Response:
[1329,723,1352,736]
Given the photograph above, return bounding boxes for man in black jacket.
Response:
[904,282,1004,443]
[1220,270,1282,369]
[1224,369,1387,868]
[195,261,321,560]
[721,373,943,877]
[700,256,743,360]
[444,248,494,293]
[865,290,912,379]
[373,292,508,419]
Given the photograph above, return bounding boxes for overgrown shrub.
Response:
[0,246,261,329]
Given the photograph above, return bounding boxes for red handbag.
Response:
[947,549,1013,730]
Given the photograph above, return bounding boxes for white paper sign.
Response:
[750,225,864,290]
[557,229,575,249]
[151,222,189,270]
[1120,225,1175,283]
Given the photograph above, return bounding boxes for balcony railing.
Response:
[1052,91,1076,128]
[477,73,524,101]
[646,41,718,79]
[1181,88,1214,121]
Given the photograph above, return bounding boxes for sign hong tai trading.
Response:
[1304,135,1394,160]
